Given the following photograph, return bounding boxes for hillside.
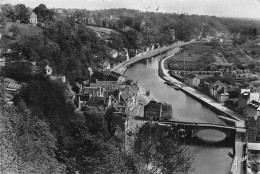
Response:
[2,3,260,174]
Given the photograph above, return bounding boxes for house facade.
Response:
[0,57,5,67]
[144,101,172,121]
[238,91,259,115]
[184,74,200,86]
[45,65,52,75]
[29,12,37,25]
[247,100,260,119]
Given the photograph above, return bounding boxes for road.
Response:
[112,40,196,75]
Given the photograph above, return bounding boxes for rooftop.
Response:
[120,91,132,101]
[248,100,260,110]
[185,74,197,79]
[239,91,250,100]
[144,100,162,112]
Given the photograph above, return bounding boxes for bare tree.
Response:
[134,123,194,174]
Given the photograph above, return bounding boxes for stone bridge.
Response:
[155,120,241,142]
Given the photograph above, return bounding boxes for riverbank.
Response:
[112,41,195,75]
[159,47,246,174]
[159,49,245,129]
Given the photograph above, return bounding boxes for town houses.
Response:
[144,100,172,121]
[74,73,140,117]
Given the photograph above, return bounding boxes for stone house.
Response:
[29,12,37,25]
[184,74,200,86]
[238,90,259,115]
[119,91,134,112]
[210,80,227,97]
[202,77,218,89]
[216,87,229,103]
[247,100,260,119]
[82,86,105,98]
[144,101,172,121]
[161,103,172,120]
[246,116,260,143]
[0,57,5,67]
[45,65,52,75]
[50,75,66,83]
[85,97,107,110]
[208,62,233,71]
[4,78,21,92]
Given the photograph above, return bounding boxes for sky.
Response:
[1,0,260,19]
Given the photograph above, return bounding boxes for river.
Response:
[124,55,233,174]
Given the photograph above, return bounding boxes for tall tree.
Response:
[15,4,29,22]
[33,4,54,22]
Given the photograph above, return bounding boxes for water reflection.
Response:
[197,129,227,143]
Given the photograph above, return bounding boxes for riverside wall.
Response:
[158,54,244,124]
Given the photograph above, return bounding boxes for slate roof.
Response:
[82,87,99,95]
[144,101,162,112]
[185,74,197,79]
[120,91,132,101]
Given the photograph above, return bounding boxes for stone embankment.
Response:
[158,48,245,130]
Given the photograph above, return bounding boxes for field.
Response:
[164,44,214,70]
[86,25,122,36]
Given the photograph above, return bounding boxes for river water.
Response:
[124,55,233,174]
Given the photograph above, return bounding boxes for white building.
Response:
[45,65,52,75]
[29,12,38,25]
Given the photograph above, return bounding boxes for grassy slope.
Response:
[86,25,122,35]
[164,44,214,70]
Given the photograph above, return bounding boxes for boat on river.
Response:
[172,82,182,90]
[164,81,173,86]
[164,80,182,90]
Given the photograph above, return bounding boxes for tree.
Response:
[8,24,21,38]
[7,102,66,174]
[252,28,258,37]
[33,4,54,22]
[220,74,236,86]
[1,3,16,21]
[15,4,29,22]
[134,123,194,174]
[124,17,134,27]
[2,63,32,81]
[0,15,7,28]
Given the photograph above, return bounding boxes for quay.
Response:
[159,53,245,129]
[159,50,246,174]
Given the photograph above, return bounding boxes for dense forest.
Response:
[1,3,260,174]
